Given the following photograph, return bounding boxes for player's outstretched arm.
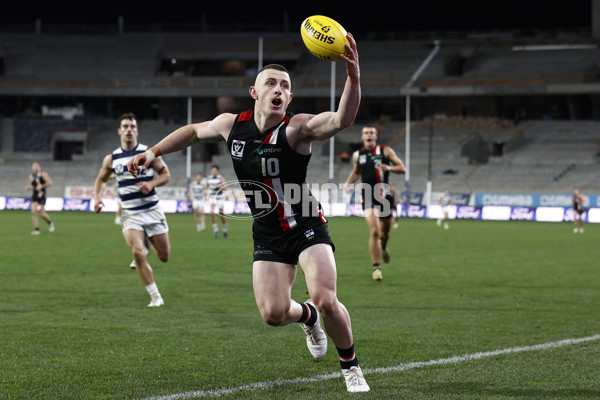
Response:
[295,33,361,144]
[127,114,234,177]
[337,32,361,126]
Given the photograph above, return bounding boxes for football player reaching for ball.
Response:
[127,32,369,393]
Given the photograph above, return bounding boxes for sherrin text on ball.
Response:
[300,15,350,62]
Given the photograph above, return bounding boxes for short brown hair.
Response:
[118,112,137,127]
[361,125,377,133]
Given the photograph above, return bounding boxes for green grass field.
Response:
[1,210,599,399]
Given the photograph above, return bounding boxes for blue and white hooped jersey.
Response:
[111,144,159,213]
[440,194,451,207]
[206,174,224,199]
[191,179,206,201]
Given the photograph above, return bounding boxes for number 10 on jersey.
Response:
[261,157,280,177]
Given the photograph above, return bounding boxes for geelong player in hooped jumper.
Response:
[94,113,172,308]
[127,34,369,392]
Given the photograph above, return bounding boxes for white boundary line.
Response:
[141,334,600,400]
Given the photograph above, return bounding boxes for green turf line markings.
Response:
[141,334,600,399]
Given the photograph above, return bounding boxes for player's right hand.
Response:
[94,200,104,214]
[127,150,155,178]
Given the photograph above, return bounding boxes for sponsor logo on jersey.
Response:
[257,146,282,155]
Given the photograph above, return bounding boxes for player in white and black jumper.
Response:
[572,187,584,233]
[26,161,55,235]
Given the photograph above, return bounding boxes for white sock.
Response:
[213,223,218,231]
[145,282,160,297]
[223,223,228,232]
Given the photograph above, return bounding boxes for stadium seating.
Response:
[2,117,598,200]
[1,26,599,201]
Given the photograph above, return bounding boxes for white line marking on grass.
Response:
[141,334,600,400]
[367,334,600,375]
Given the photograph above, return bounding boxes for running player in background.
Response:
[438,189,452,229]
[93,113,172,307]
[344,126,406,281]
[189,172,207,231]
[572,187,584,233]
[127,34,369,392]
[206,165,228,238]
[26,161,55,235]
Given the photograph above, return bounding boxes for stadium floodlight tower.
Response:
[403,39,440,210]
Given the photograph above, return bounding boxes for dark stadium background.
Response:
[0,1,590,31]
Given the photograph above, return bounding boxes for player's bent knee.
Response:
[258,305,288,326]
[132,248,146,260]
[157,250,170,262]
[264,317,285,327]
[311,296,337,317]
[152,240,170,262]
[261,311,286,326]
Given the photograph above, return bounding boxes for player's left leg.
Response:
[379,216,392,263]
[193,207,200,230]
[198,202,206,230]
[30,201,41,234]
[149,232,170,263]
[219,207,228,238]
[300,244,351,348]
[299,243,370,392]
[209,201,219,237]
[200,210,206,228]
[252,257,327,358]
[124,229,154,283]
[364,208,382,279]
[38,204,54,232]
[123,228,163,307]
